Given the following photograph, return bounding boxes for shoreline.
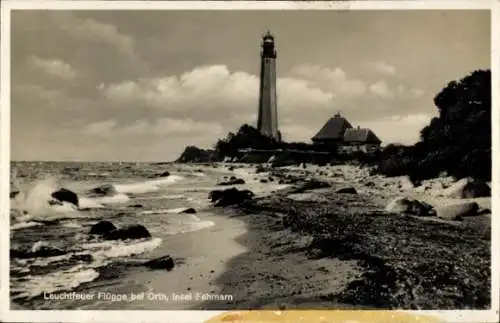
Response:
[10,162,492,311]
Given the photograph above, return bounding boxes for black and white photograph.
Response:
[3,2,498,321]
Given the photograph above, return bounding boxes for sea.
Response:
[9,161,290,310]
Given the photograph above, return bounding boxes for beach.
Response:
[9,161,491,310]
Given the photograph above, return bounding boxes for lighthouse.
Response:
[257,31,281,141]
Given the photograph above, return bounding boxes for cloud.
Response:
[369,60,396,75]
[27,56,77,80]
[288,64,367,97]
[52,13,135,57]
[369,81,395,99]
[363,113,433,145]
[99,64,336,124]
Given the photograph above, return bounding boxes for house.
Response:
[311,113,353,146]
[341,127,382,153]
[311,112,382,153]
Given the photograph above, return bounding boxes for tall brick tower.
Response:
[257,31,280,141]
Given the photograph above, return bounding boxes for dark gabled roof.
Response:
[311,114,353,141]
[343,128,382,144]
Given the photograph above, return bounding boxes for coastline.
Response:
[10,163,491,311]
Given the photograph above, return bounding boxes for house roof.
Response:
[311,113,353,141]
[343,128,382,144]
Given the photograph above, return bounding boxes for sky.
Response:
[10,10,491,162]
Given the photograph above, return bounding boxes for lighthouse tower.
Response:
[257,31,280,141]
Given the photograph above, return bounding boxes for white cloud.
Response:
[363,113,433,145]
[53,13,135,56]
[369,61,396,76]
[100,65,336,122]
[28,56,77,80]
[288,64,367,97]
[369,81,395,99]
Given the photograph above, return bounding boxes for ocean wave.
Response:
[137,194,186,201]
[81,237,162,262]
[79,197,105,209]
[11,221,43,230]
[114,175,184,195]
[11,264,100,300]
[92,193,130,205]
[140,207,194,215]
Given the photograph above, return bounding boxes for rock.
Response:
[385,197,435,217]
[51,188,79,207]
[436,202,479,220]
[10,191,20,199]
[180,208,197,214]
[400,176,415,190]
[294,179,331,193]
[209,188,255,207]
[144,255,175,271]
[228,166,235,171]
[268,177,274,182]
[88,184,117,196]
[89,220,117,236]
[129,204,143,208]
[218,178,245,186]
[477,208,491,215]
[260,179,269,183]
[157,171,170,177]
[104,224,152,241]
[443,177,490,199]
[364,181,375,187]
[336,187,357,194]
[11,242,66,259]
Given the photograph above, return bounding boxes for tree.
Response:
[419,69,491,180]
[377,69,491,181]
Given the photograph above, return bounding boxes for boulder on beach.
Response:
[11,242,67,259]
[442,177,491,199]
[218,177,245,186]
[335,187,357,194]
[180,208,197,214]
[436,202,479,221]
[10,191,20,199]
[144,255,175,271]
[293,179,331,193]
[385,197,435,217]
[209,188,255,207]
[101,224,152,241]
[260,179,269,183]
[51,188,79,207]
[157,171,170,177]
[399,176,415,191]
[88,184,117,196]
[89,220,117,236]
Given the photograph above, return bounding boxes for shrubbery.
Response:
[376,70,491,182]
